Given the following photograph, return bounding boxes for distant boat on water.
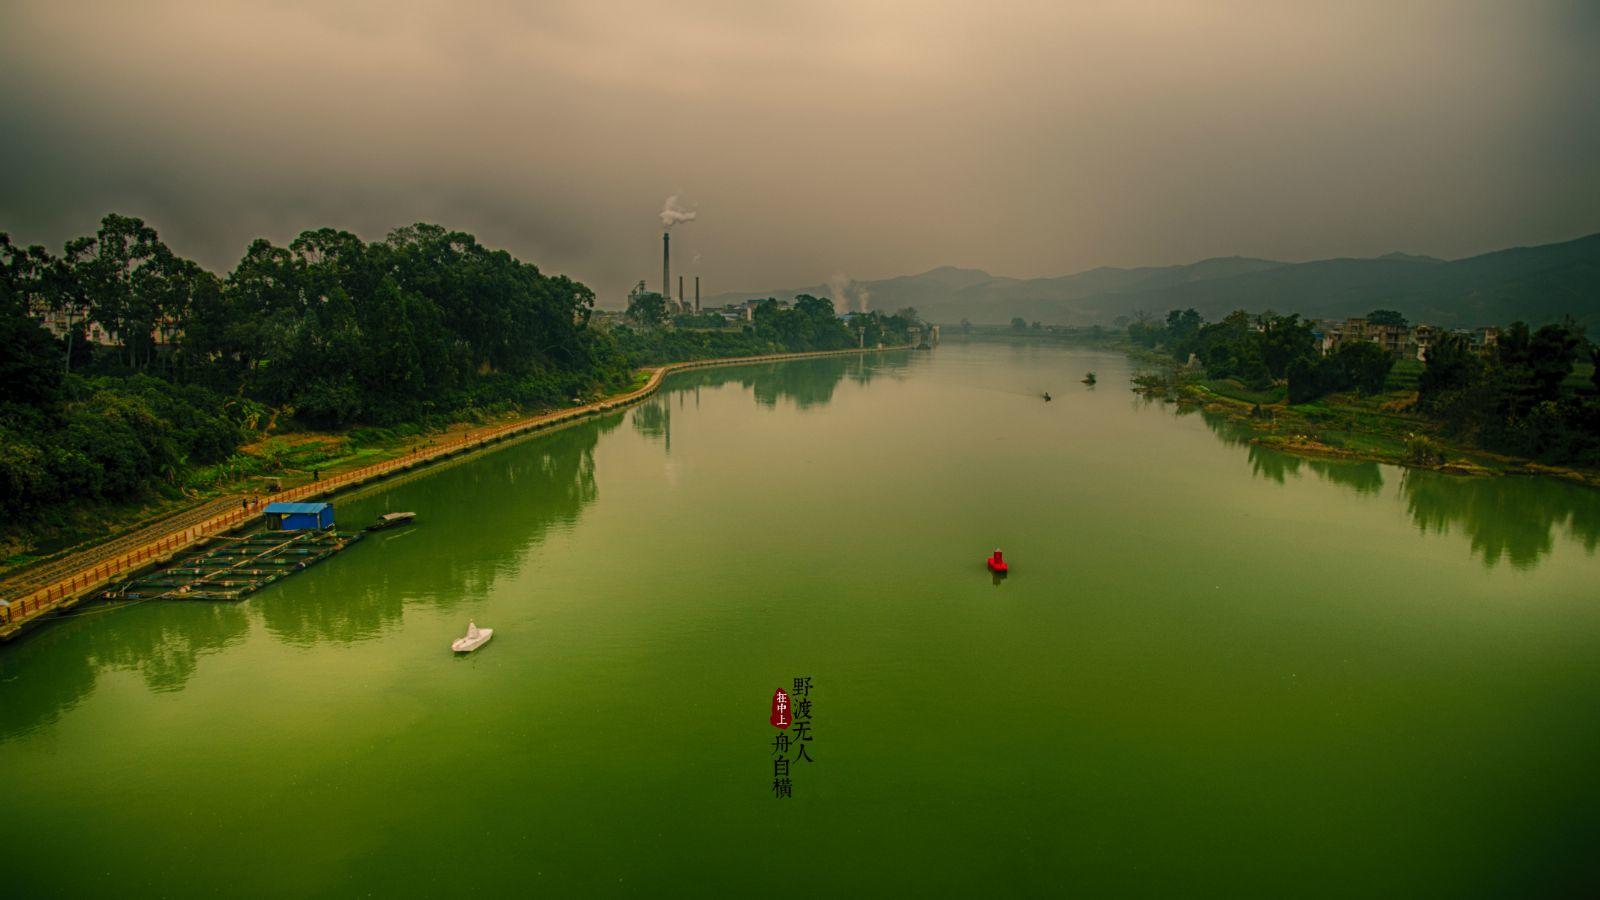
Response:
[367,511,416,531]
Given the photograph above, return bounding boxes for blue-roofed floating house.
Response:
[263,501,335,532]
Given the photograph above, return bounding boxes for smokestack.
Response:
[695,276,700,313]
[662,232,670,302]
[679,275,684,309]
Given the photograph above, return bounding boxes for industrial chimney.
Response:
[679,275,684,310]
[662,232,670,303]
[695,276,700,313]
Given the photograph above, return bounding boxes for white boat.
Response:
[452,620,493,653]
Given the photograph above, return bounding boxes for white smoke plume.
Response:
[659,195,696,228]
[829,273,871,313]
[828,273,851,313]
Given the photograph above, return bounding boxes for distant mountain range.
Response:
[703,232,1600,328]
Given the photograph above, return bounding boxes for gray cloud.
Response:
[1,0,1596,305]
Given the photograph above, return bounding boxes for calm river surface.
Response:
[4,342,1599,896]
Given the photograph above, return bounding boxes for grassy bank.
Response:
[1133,359,1600,487]
[2,410,520,577]
[0,368,657,581]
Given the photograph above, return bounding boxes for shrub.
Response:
[1405,435,1445,466]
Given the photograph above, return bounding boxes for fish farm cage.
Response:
[118,529,363,601]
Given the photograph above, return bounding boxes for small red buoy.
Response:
[986,549,1008,575]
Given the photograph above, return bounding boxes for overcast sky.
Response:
[3,0,1597,304]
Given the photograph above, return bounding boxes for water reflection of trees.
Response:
[0,600,248,739]
[1306,459,1384,494]
[656,352,913,411]
[0,418,617,732]
[1196,409,1298,484]
[259,418,614,646]
[1401,470,1600,569]
[632,398,670,449]
[1194,409,1384,492]
[1190,409,1600,569]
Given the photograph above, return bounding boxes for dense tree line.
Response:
[1129,308,1366,393]
[1418,320,1598,464]
[1130,305,1599,465]
[615,295,917,364]
[1285,342,1395,403]
[3,216,921,521]
[1,214,623,519]
[853,308,921,347]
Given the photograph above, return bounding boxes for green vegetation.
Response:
[613,300,916,365]
[1129,306,1600,475]
[670,311,729,329]
[0,371,242,512]
[624,289,668,327]
[1286,342,1394,403]
[1,215,627,530]
[1130,308,1326,389]
[1,214,919,559]
[1417,323,1599,466]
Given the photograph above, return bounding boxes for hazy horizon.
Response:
[4,0,1598,304]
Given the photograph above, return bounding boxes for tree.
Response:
[1367,309,1408,328]
[1010,317,1027,331]
[1418,331,1480,408]
[1285,356,1326,404]
[1489,321,1580,417]
[1127,314,1164,348]
[50,237,97,374]
[1332,340,1394,396]
[795,293,836,320]
[1287,341,1395,404]
[960,318,971,334]
[78,214,177,369]
[1165,308,1202,342]
[0,211,647,520]
[0,235,40,317]
[626,290,667,327]
[0,313,63,408]
[1526,322,1581,402]
[222,238,302,390]
[1256,313,1316,381]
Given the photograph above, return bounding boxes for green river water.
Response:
[4,342,1599,897]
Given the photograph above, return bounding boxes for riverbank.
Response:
[11,339,1597,897]
[0,345,910,641]
[1132,371,1600,489]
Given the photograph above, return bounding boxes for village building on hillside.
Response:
[1311,317,1500,361]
